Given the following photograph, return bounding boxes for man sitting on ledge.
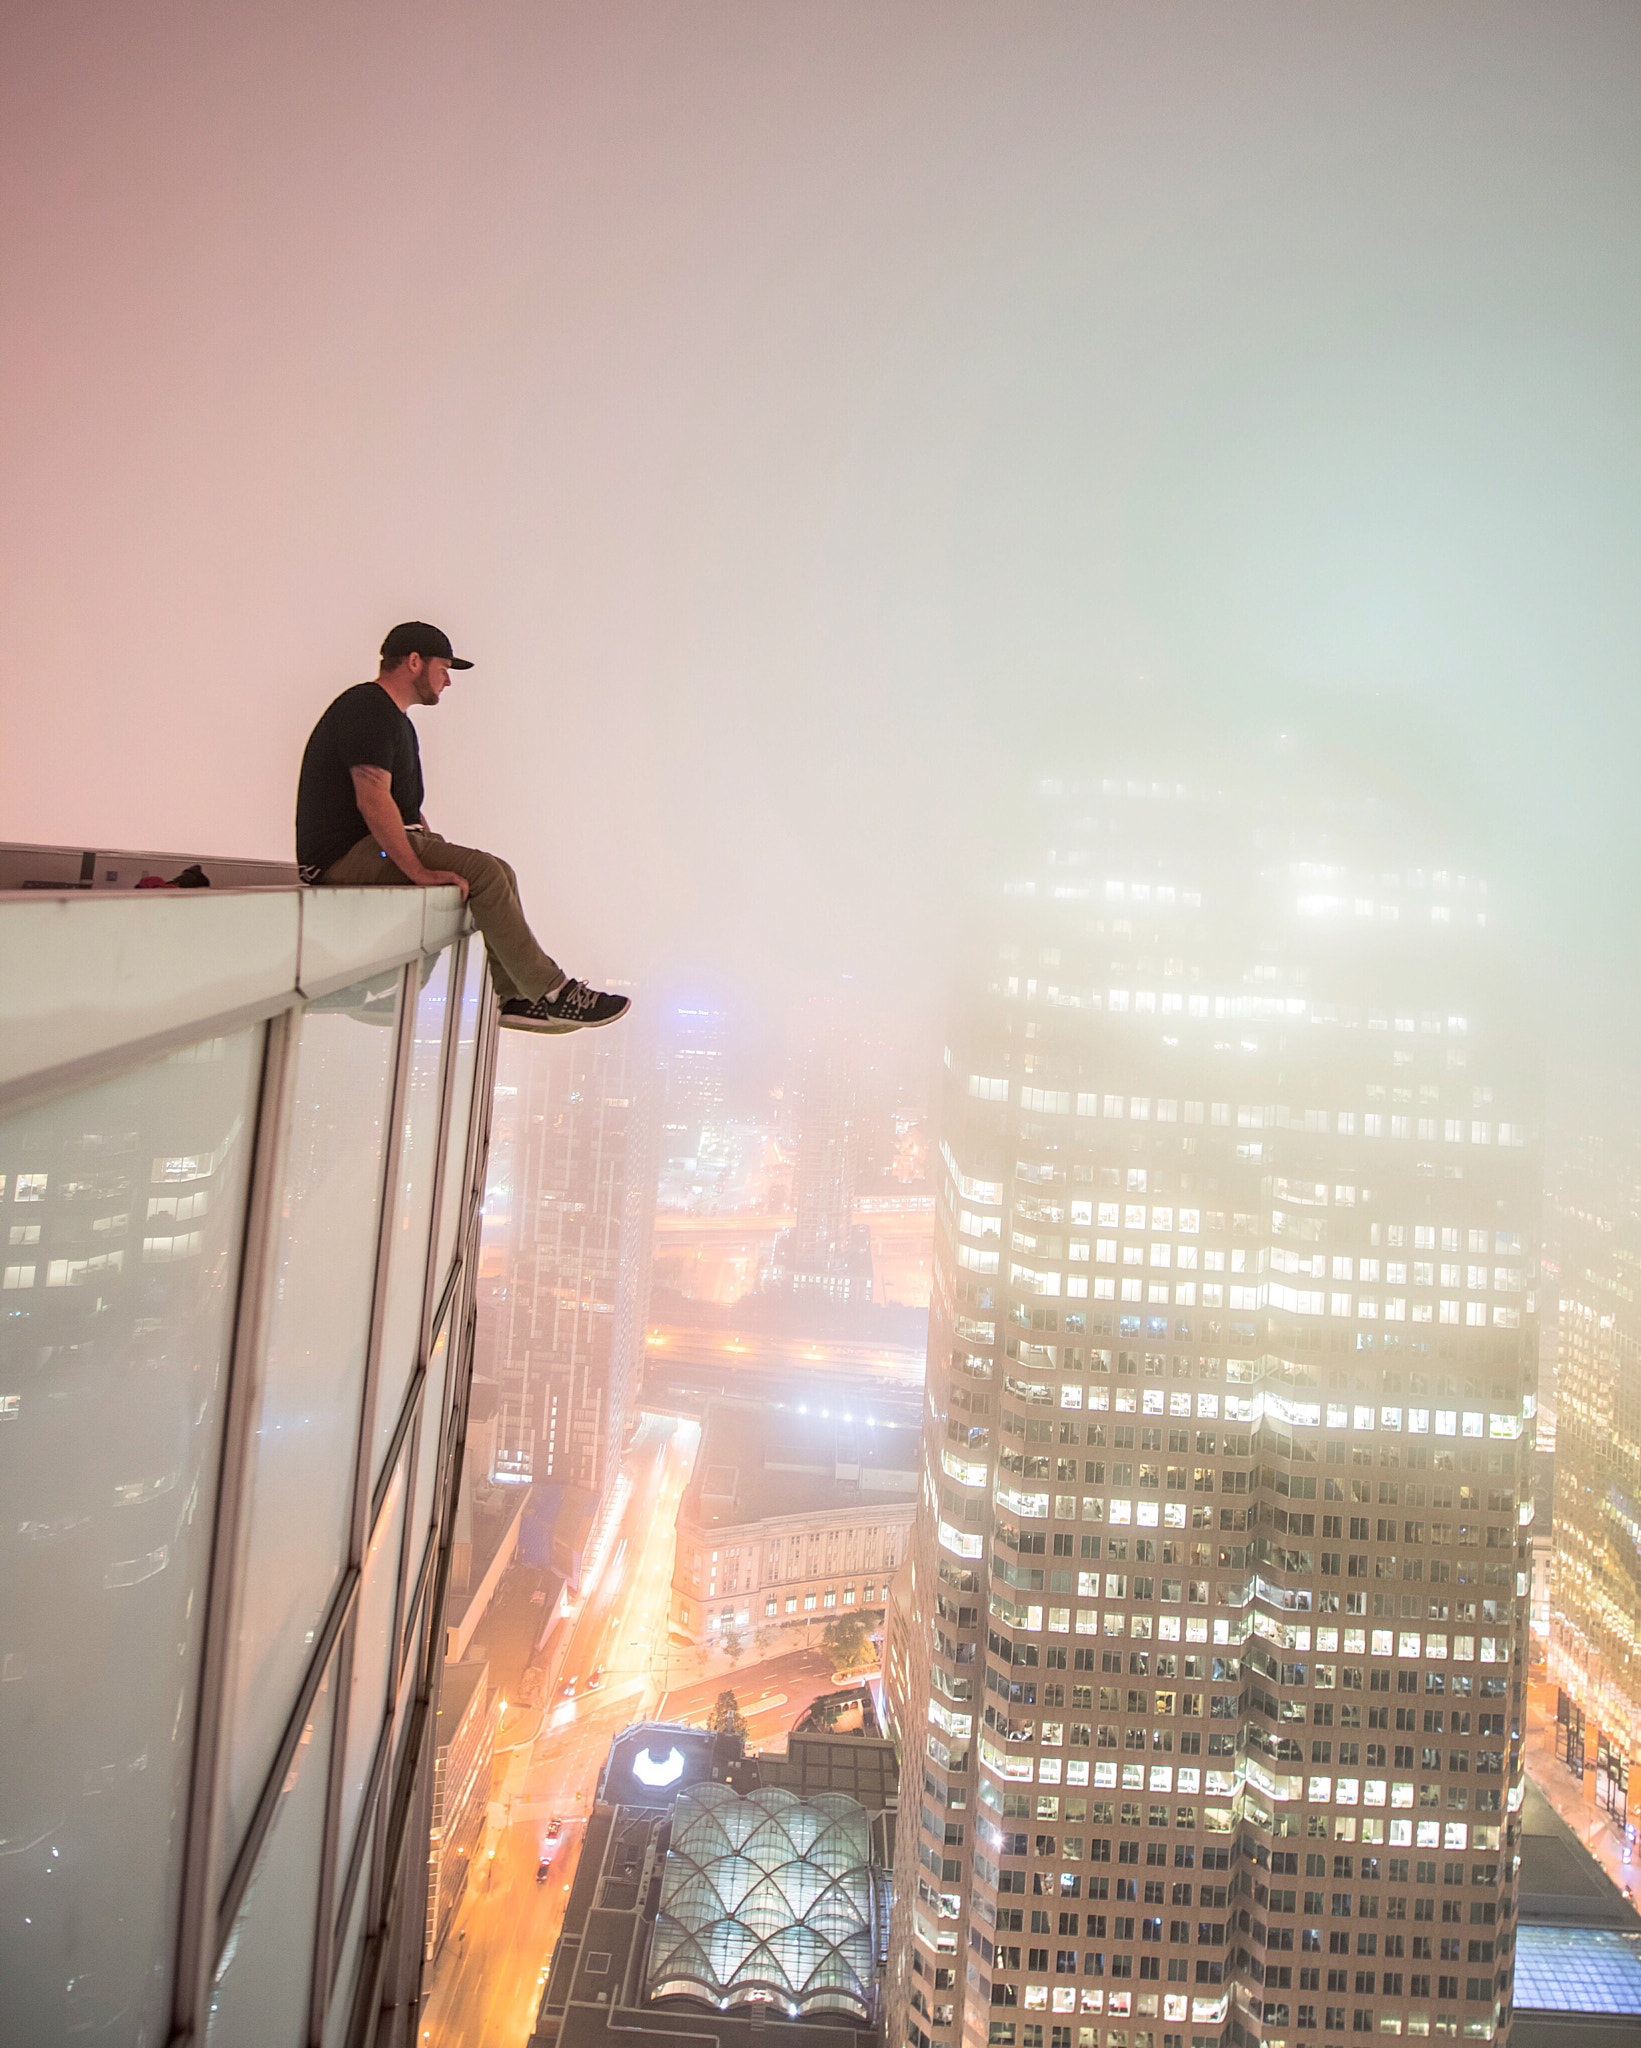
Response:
[296,621,628,1032]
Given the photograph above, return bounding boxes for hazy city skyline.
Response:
[6,10,1641,2044]
[4,5,1641,1060]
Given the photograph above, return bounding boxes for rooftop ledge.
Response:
[0,838,471,1110]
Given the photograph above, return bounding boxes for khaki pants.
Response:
[318,830,563,1003]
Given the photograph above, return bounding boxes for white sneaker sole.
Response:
[499,1013,583,1034]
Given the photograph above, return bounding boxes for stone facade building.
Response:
[670,1399,917,1645]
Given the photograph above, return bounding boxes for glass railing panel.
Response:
[220,978,399,1869]
[0,1025,263,2046]
[321,1848,370,2048]
[371,949,454,1487]
[206,1655,337,2048]
[432,940,487,1294]
[406,1314,454,1618]
[389,1607,421,1793]
[336,1456,406,1884]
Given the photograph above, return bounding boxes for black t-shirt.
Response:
[295,682,424,879]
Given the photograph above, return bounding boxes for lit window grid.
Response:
[893,781,1539,2048]
[1549,1295,1641,1764]
[893,1096,1532,2048]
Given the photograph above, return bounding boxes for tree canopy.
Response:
[821,1611,871,1670]
[706,1689,748,1741]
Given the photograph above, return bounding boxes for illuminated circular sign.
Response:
[632,1745,687,1789]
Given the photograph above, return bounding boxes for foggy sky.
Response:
[3,3,1639,1056]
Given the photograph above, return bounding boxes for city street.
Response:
[418,1417,878,2048]
[658,1642,849,1743]
[644,1322,926,1387]
[419,1415,694,2048]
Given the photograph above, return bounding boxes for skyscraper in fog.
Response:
[481,1015,659,1504]
[795,1028,856,1268]
[888,770,1537,2048]
[662,1003,728,1164]
[783,1021,872,1301]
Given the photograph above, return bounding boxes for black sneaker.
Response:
[500,980,631,1033]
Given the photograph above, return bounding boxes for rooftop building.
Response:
[532,1723,897,2048]
[0,848,496,2048]
[1509,1776,1641,2047]
[648,1782,882,2019]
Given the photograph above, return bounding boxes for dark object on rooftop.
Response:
[134,862,211,889]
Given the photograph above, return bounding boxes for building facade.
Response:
[426,1658,493,1960]
[479,1012,658,1504]
[0,858,497,2048]
[1547,1123,1641,1823]
[670,1400,916,1644]
[887,772,1538,2048]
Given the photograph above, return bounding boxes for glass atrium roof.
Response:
[1513,1925,1641,2014]
[647,1784,878,2022]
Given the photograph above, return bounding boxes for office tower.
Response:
[888,772,1538,2048]
[482,1013,659,1503]
[783,1020,872,1301]
[662,1003,728,1164]
[0,853,495,2048]
[1547,1117,1641,1820]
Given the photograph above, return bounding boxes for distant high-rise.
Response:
[779,1020,871,1301]
[795,1028,856,1266]
[662,1004,728,1164]
[480,1013,659,1504]
[887,769,1537,2048]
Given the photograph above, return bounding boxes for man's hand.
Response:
[350,766,468,900]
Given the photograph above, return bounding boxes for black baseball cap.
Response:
[380,621,473,670]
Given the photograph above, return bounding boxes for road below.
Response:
[418,1415,694,2048]
[659,1643,843,1743]
[417,1416,875,2048]
[645,1323,925,1385]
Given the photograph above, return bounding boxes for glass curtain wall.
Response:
[0,910,497,2048]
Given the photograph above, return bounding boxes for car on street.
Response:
[587,1667,605,1692]
[561,1675,578,1699]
